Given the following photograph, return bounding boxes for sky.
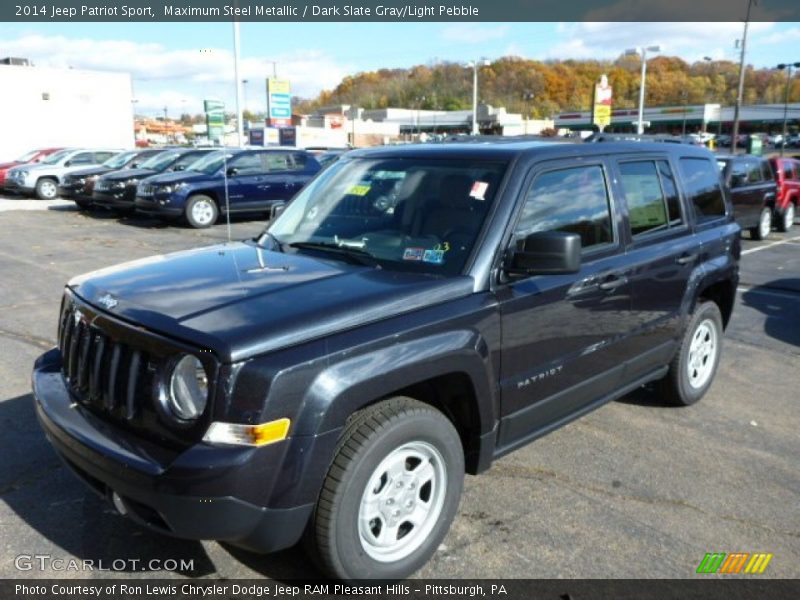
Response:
[1,21,798,116]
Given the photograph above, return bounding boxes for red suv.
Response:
[769,157,800,232]
[0,148,64,190]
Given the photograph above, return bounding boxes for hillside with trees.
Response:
[294,55,800,117]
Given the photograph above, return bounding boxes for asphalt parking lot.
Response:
[0,195,798,580]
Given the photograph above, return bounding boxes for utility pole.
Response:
[731,0,756,154]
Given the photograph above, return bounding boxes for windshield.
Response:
[267,157,507,275]
[16,149,42,162]
[41,149,72,165]
[138,150,181,171]
[103,151,137,169]
[189,150,233,174]
[173,151,211,170]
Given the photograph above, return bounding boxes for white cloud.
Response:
[543,22,775,63]
[1,34,351,110]
[758,26,800,45]
[441,24,509,44]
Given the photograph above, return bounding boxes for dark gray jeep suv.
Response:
[32,141,740,580]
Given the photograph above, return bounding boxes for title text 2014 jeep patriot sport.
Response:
[32,141,740,580]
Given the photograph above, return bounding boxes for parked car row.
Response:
[3,146,326,229]
[717,155,800,238]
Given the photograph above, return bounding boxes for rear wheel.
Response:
[185,194,218,229]
[306,397,464,581]
[658,302,723,406]
[776,202,795,233]
[750,207,772,240]
[35,178,58,200]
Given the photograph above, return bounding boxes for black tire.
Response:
[306,397,464,581]
[776,202,795,233]
[658,302,724,406]
[35,178,58,200]
[749,207,772,240]
[184,194,218,229]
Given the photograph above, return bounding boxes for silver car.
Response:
[5,148,125,199]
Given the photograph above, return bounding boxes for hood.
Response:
[66,166,113,179]
[0,161,21,171]
[68,242,473,362]
[102,167,157,182]
[145,170,216,185]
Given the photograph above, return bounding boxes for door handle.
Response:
[675,253,698,265]
[598,276,628,291]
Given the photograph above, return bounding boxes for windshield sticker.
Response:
[470,181,489,201]
[433,242,451,253]
[423,249,445,264]
[403,247,425,261]
[348,184,371,196]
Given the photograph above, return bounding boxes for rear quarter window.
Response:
[678,157,727,223]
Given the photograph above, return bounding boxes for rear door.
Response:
[262,151,299,202]
[223,152,266,211]
[497,158,636,451]
[610,155,697,380]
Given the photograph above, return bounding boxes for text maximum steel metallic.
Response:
[32,141,740,580]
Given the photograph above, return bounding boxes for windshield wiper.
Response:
[288,241,379,267]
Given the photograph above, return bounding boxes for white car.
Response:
[5,148,124,199]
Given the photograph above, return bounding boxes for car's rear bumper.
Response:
[32,348,315,553]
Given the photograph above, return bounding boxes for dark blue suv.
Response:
[134,148,321,228]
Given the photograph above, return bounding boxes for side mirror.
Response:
[270,201,287,220]
[173,164,186,171]
[64,160,73,167]
[505,231,581,276]
[730,173,747,188]
[226,167,239,177]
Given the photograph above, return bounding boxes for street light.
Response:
[625,45,662,134]
[777,62,800,157]
[523,91,534,134]
[681,90,689,136]
[467,58,490,135]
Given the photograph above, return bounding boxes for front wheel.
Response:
[658,302,723,406]
[35,178,58,200]
[750,207,772,240]
[776,203,795,233]
[306,397,464,581]
[184,194,218,229]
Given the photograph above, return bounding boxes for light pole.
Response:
[467,58,489,135]
[681,91,689,136]
[626,45,662,134]
[777,62,800,157]
[232,22,244,148]
[523,91,534,134]
[265,61,278,78]
[732,0,756,154]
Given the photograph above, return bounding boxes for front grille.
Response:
[94,179,109,191]
[56,292,218,447]
[58,301,150,422]
[139,183,154,196]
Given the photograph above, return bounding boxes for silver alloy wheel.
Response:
[358,441,447,563]
[785,204,795,231]
[759,208,772,239]
[39,180,57,199]
[191,198,215,226]
[687,318,718,389]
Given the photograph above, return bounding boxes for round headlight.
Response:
[168,355,208,420]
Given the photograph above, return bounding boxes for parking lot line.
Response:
[741,234,800,255]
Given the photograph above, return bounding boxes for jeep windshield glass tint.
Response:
[267,157,507,275]
[188,151,234,175]
[41,149,71,165]
[103,151,137,169]
[139,151,181,171]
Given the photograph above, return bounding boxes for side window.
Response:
[263,152,292,171]
[70,152,95,165]
[229,153,263,176]
[514,165,614,251]
[783,162,795,180]
[94,152,115,163]
[678,157,727,223]
[746,160,763,183]
[761,160,774,182]
[618,160,683,237]
[730,160,747,187]
[290,153,308,171]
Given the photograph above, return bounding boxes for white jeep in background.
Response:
[6,148,123,199]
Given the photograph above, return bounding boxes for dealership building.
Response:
[0,58,135,161]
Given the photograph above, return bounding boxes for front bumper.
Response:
[32,348,315,553]
[135,195,184,216]
[93,189,136,210]
[4,179,33,194]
